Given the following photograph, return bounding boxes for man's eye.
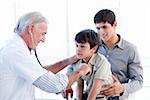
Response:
[81,46,85,48]
[102,26,106,29]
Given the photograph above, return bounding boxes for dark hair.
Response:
[94,9,116,26]
[75,29,100,52]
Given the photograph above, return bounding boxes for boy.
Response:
[66,29,113,100]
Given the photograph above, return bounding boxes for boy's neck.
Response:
[82,56,92,63]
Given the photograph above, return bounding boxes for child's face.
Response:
[75,42,95,62]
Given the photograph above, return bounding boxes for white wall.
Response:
[0,0,149,99]
[0,0,15,46]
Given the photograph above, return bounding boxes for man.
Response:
[0,12,91,100]
[94,9,143,100]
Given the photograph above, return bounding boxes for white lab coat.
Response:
[0,34,47,100]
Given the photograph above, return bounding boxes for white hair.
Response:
[14,12,48,35]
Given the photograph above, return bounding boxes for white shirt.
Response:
[0,34,68,100]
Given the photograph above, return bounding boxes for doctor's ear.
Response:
[27,25,34,34]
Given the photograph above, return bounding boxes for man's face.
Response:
[30,22,47,49]
[95,22,116,42]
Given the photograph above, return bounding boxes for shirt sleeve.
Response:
[67,65,74,75]
[121,80,143,99]
[33,72,68,93]
[94,56,112,84]
[121,47,143,98]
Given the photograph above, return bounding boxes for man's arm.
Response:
[33,63,91,94]
[102,47,143,97]
[122,47,143,97]
[101,75,124,96]
[33,72,68,93]
[44,55,78,74]
[101,75,143,98]
[122,80,143,97]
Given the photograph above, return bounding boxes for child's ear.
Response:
[92,45,98,53]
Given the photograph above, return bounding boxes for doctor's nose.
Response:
[41,37,45,42]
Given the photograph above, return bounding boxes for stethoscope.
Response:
[14,22,43,67]
[30,32,43,67]
[34,50,43,67]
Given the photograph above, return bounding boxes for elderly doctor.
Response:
[0,12,91,100]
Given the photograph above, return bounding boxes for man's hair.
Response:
[14,12,48,35]
[94,9,116,26]
[75,29,100,52]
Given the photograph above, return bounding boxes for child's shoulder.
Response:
[94,52,107,61]
[93,53,110,68]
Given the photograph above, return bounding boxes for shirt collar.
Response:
[101,34,124,50]
[15,34,32,53]
[88,53,98,66]
[77,53,98,67]
[115,34,124,49]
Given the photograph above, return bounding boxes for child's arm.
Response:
[87,79,102,100]
[76,78,84,100]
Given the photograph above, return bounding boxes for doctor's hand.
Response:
[62,87,73,100]
[101,75,124,96]
[78,63,91,76]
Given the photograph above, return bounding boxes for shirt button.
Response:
[106,55,109,58]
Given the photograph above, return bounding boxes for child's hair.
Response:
[75,29,100,52]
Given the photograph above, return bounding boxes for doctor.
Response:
[0,12,91,100]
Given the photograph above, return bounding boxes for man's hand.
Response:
[101,75,124,96]
[78,63,91,76]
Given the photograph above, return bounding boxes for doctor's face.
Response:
[29,22,47,49]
